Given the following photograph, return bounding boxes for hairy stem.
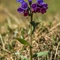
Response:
[29,3,33,59]
[30,13,33,60]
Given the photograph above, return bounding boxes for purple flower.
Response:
[36,7,41,12]
[40,8,46,14]
[41,3,48,9]
[17,1,28,16]
[31,3,37,12]
[17,0,48,16]
[36,1,48,14]
[31,3,37,9]
[37,0,43,4]
[24,10,28,16]
[17,7,24,13]
[21,2,28,10]
[17,0,24,3]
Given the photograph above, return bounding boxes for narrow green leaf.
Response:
[33,51,49,57]
[15,38,32,47]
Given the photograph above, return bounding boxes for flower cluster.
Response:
[17,0,48,16]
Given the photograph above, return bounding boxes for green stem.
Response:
[30,13,33,60]
[29,2,33,60]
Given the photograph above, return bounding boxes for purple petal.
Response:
[37,2,48,10]
[31,3,37,12]
[37,0,44,4]
[31,3,37,9]
[24,11,28,16]
[42,3,48,9]
[36,7,41,12]
[16,0,24,3]
[40,8,46,14]
[21,2,28,10]
[17,7,24,13]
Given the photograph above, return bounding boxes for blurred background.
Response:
[0,0,60,26]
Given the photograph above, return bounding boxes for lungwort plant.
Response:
[16,0,48,60]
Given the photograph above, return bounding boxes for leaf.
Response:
[30,21,39,34]
[30,21,36,26]
[58,56,60,59]
[15,38,32,47]
[33,51,49,57]
[30,21,39,27]
[20,35,24,39]
[20,55,28,60]
[21,28,25,35]
[28,29,31,34]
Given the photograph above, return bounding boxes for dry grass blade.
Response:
[54,42,60,60]
[4,8,20,25]
[49,23,60,32]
